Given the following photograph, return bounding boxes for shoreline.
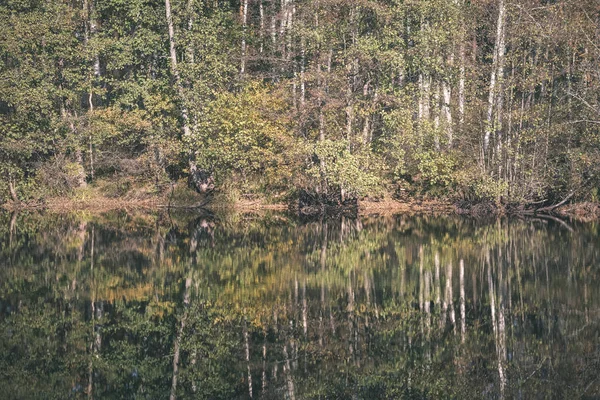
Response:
[0,195,454,214]
[2,195,599,221]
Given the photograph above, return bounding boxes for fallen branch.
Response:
[535,191,574,213]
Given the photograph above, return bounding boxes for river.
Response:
[0,210,598,399]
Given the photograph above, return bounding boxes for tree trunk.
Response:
[240,0,249,77]
[484,0,506,158]
[76,147,87,188]
[186,0,195,64]
[270,6,277,51]
[165,0,211,193]
[83,0,99,181]
[418,73,431,122]
[286,0,294,63]
[457,0,466,131]
[8,174,19,202]
[458,41,466,128]
[442,79,453,148]
[62,107,88,189]
[259,0,264,54]
[300,37,306,111]
[433,82,441,150]
[9,212,17,248]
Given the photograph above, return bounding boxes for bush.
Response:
[305,139,381,198]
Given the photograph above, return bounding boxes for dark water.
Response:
[0,211,598,399]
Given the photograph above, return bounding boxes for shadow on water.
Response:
[0,210,599,399]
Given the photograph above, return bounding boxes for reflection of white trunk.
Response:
[347,277,355,357]
[170,277,192,400]
[424,270,431,335]
[87,227,96,400]
[262,332,267,393]
[364,270,371,329]
[460,259,466,342]
[243,318,253,398]
[400,255,406,297]
[320,222,327,345]
[302,279,307,337]
[419,246,424,313]
[487,253,506,398]
[435,252,441,326]
[445,262,456,331]
[498,255,507,397]
[88,302,95,400]
[283,343,296,400]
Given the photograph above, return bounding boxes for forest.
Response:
[1,0,599,211]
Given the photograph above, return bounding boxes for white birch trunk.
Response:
[240,0,249,77]
[484,0,506,156]
[442,80,453,148]
[457,0,466,129]
[259,0,264,54]
[433,82,441,151]
[300,37,306,111]
[418,74,431,122]
[165,0,204,189]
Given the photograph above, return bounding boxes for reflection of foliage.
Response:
[0,211,599,398]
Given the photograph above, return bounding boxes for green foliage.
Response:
[415,151,456,187]
[194,83,297,192]
[307,139,380,197]
[0,0,599,206]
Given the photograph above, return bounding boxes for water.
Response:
[0,210,598,399]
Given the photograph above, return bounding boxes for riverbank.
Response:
[0,195,449,214]
[2,189,599,221]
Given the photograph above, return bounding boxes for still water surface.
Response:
[0,211,598,399]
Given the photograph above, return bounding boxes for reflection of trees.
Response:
[0,212,599,398]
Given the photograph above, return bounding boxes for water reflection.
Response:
[0,211,598,399]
